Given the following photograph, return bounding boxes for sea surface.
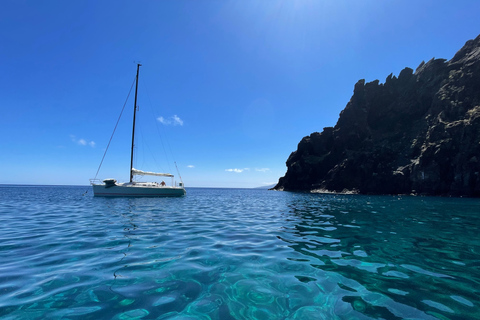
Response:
[0,185,479,319]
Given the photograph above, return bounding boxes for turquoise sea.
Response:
[0,185,479,319]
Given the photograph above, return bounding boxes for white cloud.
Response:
[157,115,184,126]
[187,165,195,168]
[70,135,95,147]
[225,168,250,173]
[255,168,270,172]
[172,115,183,126]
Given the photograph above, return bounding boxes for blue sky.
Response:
[1,1,479,188]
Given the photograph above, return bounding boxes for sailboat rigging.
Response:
[90,64,186,197]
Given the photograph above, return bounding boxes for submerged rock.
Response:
[274,34,480,197]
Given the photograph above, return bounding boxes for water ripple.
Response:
[0,186,479,319]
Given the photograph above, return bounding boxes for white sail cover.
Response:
[132,168,174,177]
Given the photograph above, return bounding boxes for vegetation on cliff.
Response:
[274,34,480,196]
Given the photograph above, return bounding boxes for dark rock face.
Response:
[274,34,480,197]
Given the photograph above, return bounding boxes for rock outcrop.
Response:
[274,34,480,197]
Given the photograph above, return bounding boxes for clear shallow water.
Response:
[0,186,479,319]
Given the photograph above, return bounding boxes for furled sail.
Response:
[132,168,174,177]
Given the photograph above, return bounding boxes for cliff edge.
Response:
[274,34,480,197]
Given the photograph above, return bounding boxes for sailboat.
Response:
[90,64,186,197]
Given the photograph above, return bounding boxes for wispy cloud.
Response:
[225,168,250,173]
[255,168,270,172]
[157,115,184,126]
[187,165,195,168]
[71,135,95,147]
[263,182,276,186]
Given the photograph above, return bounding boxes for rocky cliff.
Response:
[274,34,480,197]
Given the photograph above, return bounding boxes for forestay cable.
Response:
[93,77,136,181]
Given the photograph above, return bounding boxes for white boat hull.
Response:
[92,183,186,197]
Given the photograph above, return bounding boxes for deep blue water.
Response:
[0,186,479,319]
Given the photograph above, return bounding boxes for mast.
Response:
[130,63,141,183]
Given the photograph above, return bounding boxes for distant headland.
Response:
[274,34,480,197]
